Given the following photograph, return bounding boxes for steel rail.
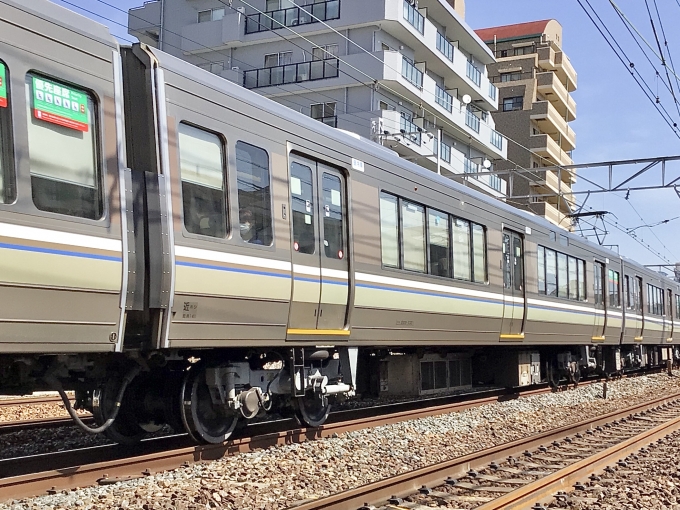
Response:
[290,390,680,510]
[0,383,560,502]
[0,415,94,435]
[478,412,680,509]
[0,396,62,408]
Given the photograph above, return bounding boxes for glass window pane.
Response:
[578,260,586,301]
[290,162,315,254]
[236,141,272,245]
[212,8,225,20]
[453,218,471,281]
[380,193,399,267]
[513,236,523,292]
[537,246,546,294]
[27,74,101,219]
[428,209,449,277]
[401,200,426,272]
[546,249,557,297]
[322,173,344,259]
[568,256,578,300]
[472,224,486,283]
[502,234,511,289]
[557,253,568,298]
[178,123,226,238]
[0,62,14,204]
[198,10,211,22]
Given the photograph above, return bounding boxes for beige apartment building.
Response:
[475,20,577,229]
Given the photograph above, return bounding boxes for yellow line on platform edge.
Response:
[287,329,351,336]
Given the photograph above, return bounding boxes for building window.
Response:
[500,71,523,82]
[514,46,533,56]
[310,102,337,127]
[264,52,293,68]
[499,49,508,58]
[502,96,523,111]
[197,8,225,23]
[439,141,451,163]
[312,44,339,61]
[379,100,388,111]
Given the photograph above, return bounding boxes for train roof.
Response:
[5,0,119,49]
[143,46,675,287]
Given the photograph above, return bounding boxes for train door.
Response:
[500,230,525,339]
[593,261,606,340]
[287,154,349,334]
[626,275,643,341]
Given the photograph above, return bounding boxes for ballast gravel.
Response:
[3,373,680,510]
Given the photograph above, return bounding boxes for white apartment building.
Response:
[129,0,508,196]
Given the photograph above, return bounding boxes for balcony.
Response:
[530,101,576,152]
[436,32,454,62]
[529,134,575,182]
[488,82,497,101]
[401,57,423,89]
[536,71,576,120]
[466,60,481,87]
[435,85,453,112]
[465,109,480,132]
[537,45,577,92]
[196,0,497,110]
[243,58,339,89]
[532,201,571,228]
[374,109,506,197]
[490,130,503,150]
[403,0,425,34]
[245,0,340,34]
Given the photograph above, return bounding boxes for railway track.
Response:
[294,391,680,510]
[0,369,666,504]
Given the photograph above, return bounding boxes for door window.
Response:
[235,141,272,245]
[321,173,344,260]
[290,162,315,254]
[512,235,523,292]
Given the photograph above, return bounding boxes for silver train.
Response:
[0,0,678,443]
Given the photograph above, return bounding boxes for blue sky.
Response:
[50,0,680,270]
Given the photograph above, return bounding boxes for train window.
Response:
[452,218,471,281]
[321,173,345,260]
[676,294,680,319]
[607,270,620,307]
[545,248,557,297]
[624,276,631,308]
[26,73,101,219]
[236,141,273,245]
[537,246,546,294]
[568,256,578,300]
[635,276,642,312]
[0,61,14,204]
[472,223,486,283]
[647,283,664,315]
[512,236,523,292]
[594,262,604,306]
[578,260,586,301]
[178,123,227,238]
[290,162,315,254]
[660,287,665,316]
[379,192,399,268]
[428,209,450,277]
[401,200,426,273]
[557,252,568,298]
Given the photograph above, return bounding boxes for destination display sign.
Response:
[32,77,88,132]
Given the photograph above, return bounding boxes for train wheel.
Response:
[92,378,145,445]
[294,393,331,428]
[180,365,239,444]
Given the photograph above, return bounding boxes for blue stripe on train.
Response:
[0,242,121,262]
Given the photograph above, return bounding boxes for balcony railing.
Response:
[435,85,453,112]
[402,57,423,89]
[400,116,421,145]
[490,130,503,150]
[465,109,480,133]
[489,174,503,192]
[243,58,339,89]
[403,0,424,34]
[245,0,340,34]
[488,82,497,101]
[436,32,454,62]
[464,157,479,174]
[466,61,481,87]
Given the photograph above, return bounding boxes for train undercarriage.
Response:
[0,344,677,445]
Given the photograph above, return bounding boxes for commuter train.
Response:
[0,0,678,444]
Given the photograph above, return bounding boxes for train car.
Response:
[0,0,679,444]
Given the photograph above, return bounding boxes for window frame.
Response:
[0,59,16,206]
[177,121,229,240]
[502,96,523,111]
[235,140,274,247]
[26,70,105,221]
